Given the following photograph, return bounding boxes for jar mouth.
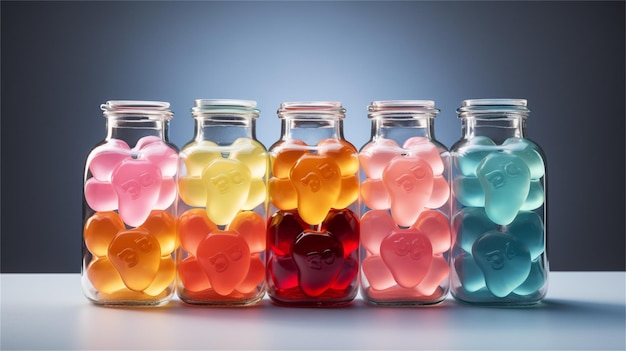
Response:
[457,98,530,118]
[278,101,346,119]
[368,100,440,119]
[101,100,173,120]
[191,99,259,118]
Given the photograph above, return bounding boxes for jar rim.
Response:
[191,99,259,118]
[277,101,346,119]
[457,98,530,117]
[101,100,173,120]
[368,100,440,118]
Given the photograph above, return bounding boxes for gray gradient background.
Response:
[1,1,624,273]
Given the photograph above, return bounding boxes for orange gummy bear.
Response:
[107,229,162,292]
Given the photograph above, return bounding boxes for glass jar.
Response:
[82,100,178,306]
[266,101,360,306]
[176,99,267,306]
[359,100,451,306]
[450,99,548,305]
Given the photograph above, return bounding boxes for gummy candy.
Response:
[360,179,391,210]
[360,210,450,296]
[178,138,267,225]
[267,209,359,301]
[292,231,344,297]
[472,232,531,298]
[84,210,176,296]
[503,138,545,179]
[403,137,444,175]
[290,154,342,225]
[476,153,530,226]
[318,138,360,176]
[177,210,266,297]
[455,136,497,177]
[84,137,178,227]
[382,157,434,227]
[359,138,402,179]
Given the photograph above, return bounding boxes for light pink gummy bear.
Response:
[361,209,450,294]
[84,136,178,227]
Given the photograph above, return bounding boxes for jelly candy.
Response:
[334,175,359,209]
[318,138,360,176]
[84,211,125,258]
[87,258,126,294]
[414,210,451,254]
[133,207,176,256]
[324,209,360,259]
[202,158,252,226]
[456,136,497,176]
[380,230,433,288]
[415,255,449,296]
[228,138,268,178]
[361,179,391,210]
[508,210,544,260]
[178,257,212,293]
[236,255,266,294]
[143,257,176,297]
[472,232,531,297]
[181,141,221,175]
[360,209,397,255]
[268,210,308,256]
[359,139,402,179]
[513,259,547,295]
[452,207,494,253]
[228,211,266,254]
[382,157,434,227]
[107,229,162,292]
[476,153,530,225]
[85,137,178,227]
[454,254,486,293]
[268,255,299,290]
[452,176,485,207]
[503,138,545,179]
[178,208,218,256]
[243,178,267,210]
[427,175,450,209]
[362,256,396,290]
[290,154,341,225]
[403,136,444,175]
[268,177,298,210]
[521,180,544,210]
[292,231,344,297]
[271,139,308,178]
[196,232,251,296]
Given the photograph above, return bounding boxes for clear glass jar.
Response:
[82,101,178,306]
[359,100,451,306]
[176,99,267,306]
[450,99,548,305]
[266,101,360,306]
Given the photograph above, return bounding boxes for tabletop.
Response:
[1,272,624,350]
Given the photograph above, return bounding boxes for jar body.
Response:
[359,101,451,306]
[266,102,360,306]
[176,100,267,306]
[82,101,178,306]
[450,99,548,305]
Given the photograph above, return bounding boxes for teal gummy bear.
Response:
[503,138,545,180]
[477,153,531,225]
[456,136,497,176]
[472,232,531,298]
[521,180,544,211]
[508,210,544,261]
[453,176,484,207]
[513,259,547,296]
[453,207,494,253]
[455,254,486,293]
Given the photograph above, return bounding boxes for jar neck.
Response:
[371,117,435,143]
[193,116,255,145]
[106,118,168,146]
[281,117,344,145]
[461,116,527,144]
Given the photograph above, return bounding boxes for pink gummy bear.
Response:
[84,136,178,227]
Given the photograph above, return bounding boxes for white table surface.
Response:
[1,272,624,350]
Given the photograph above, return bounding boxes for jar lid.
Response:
[277,101,346,119]
[367,100,439,119]
[191,99,259,118]
[101,100,173,120]
[457,98,530,117]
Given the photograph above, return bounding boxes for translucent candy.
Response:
[84,136,178,227]
[454,254,485,293]
[456,136,497,176]
[318,138,359,176]
[521,180,544,211]
[476,153,530,225]
[268,177,298,210]
[179,139,267,222]
[513,259,547,295]
[292,231,345,297]
[452,176,485,207]
[136,210,176,256]
[143,257,176,297]
[359,139,402,179]
[177,210,266,296]
[452,207,494,253]
[508,210,545,260]
[382,157,434,227]
[271,139,308,178]
[86,258,126,294]
[361,210,450,292]
[196,232,251,296]
[402,136,444,175]
[84,211,125,258]
[360,179,391,210]
[334,175,359,209]
[290,154,342,225]
[268,210,308,256]
[472,232,531,298]
[107,229,162,292]
[503,137,545,179]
